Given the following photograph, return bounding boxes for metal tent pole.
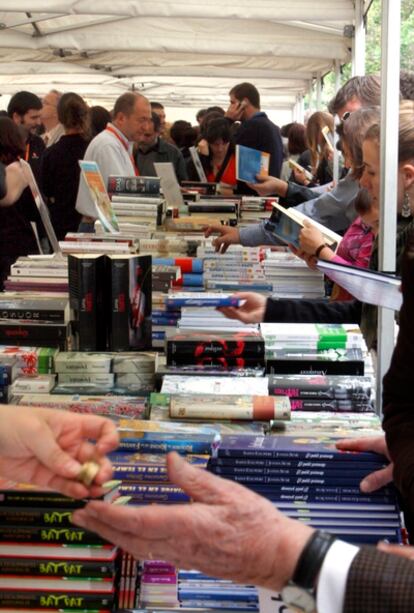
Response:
[352,0,366,76]
[333,60,341,184]
[376,0,401,413]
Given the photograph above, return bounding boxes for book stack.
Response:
[239,195,275,226]
[0,346,58,403]
[268,374,375,413]
[60,237,133,256]
[110,196,166,231]
[3,256,69,294]
[139,559,179,608]
[0,479,120,610]
[165,330,266,371]
[12,392,149,421]
[209,435,405,545]
[187,199,239,226]
[261,323,367,376]
[138,236,190,257]
[178,569,258,611]
[48,351,156,398]
[159,256,204,290]
[262,248,325,298]
[197,244,271,292]
[68,253,152,351]
[152,292,181,349]
[286,411,382,438]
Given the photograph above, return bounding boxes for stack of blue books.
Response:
[209,434,405,545]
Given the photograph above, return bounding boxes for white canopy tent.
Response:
[0,1,371,112]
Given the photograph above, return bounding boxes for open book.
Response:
[265,202,342,249]
[19,159,61,253]
[316,260,402,311]
[78,161,119,233]
[236,144,270,183]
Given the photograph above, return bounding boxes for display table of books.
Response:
[0,173,404,612]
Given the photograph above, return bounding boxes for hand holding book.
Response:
[0,405,119,498]
[218,291,267,324]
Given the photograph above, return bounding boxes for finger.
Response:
[166,452,241,504]
[73,498,196,543]
[28,423,83,479]
[218,241,229,254]
[377,542,414,559]
[336,437,385,455]
[360,465,393,493]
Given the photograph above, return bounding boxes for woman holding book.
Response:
[219,101,414,352]
[293,111,336,187]
[187,117,237,194]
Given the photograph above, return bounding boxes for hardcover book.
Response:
[236,145,270,183]
[107,254,152,351]
[108,175,160,195]
[169,394,290,421]
[268,374,372,400]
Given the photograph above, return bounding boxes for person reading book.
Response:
[187,117,237,194]
[218,101,414,351]
[293,111,336,188]
[0,405,118,499]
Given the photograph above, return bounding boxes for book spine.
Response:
[117,438,212,454]
[0,557,116,577]
[119,484,189,503]
[68,255,107,351]
[208,465,382,479]
[216,449,382,462]
[0,308,66,322]
[167,339,265,358]
[288,398,373,412]
[207,474,371,487]
[0,525,107,545]
[0,323,68,342]
[266,359,364,377]
[113,465,169,482]
[209,457,385,470]
[0,591,114,609]
[169,396,290,421]
[108,175,160,194]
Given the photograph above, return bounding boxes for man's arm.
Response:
[263,296,362,324]
[343,546,414,612]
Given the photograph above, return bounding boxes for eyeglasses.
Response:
[341,111,352,121]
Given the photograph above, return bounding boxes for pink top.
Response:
[329,217,375,301]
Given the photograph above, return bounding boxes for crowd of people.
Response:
[1,71,414,611]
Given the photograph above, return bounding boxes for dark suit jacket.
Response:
[382,229,414,511]
[344,546,414,612]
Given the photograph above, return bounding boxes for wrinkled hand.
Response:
[72,452,313,590]
[219,292,267,323]
[0,406,119,498]
[203,223,240,254]
[336,436,393,493]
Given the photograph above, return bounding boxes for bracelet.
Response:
[314,243,328,258]
[292,530,336,589]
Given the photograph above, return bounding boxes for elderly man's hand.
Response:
[72,452,313,590]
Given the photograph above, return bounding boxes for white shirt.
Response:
[75,122,135,217]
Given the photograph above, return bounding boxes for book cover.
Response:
[0,556,116,577]
[265,202,341,249]
[78,161,119,233]
[0,478,120,507]
[236,145,270,183]
[108,175,160,195]
[0,590,114,609]
[316,260,403,311]
[108,254,152,351]
[0,524,107,545]
[166,331,265,358]
[266,348,365,377]
[68,254,107,351]
[0,298,70,323]
[165,293,243,308]
[213,434,388,463]
[0,541,117,560]
[268,374,372,400]
[169,394,290,421]
[188,147,208,182]
[119,484,190,503]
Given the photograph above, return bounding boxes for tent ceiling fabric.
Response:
[0,1,368,109]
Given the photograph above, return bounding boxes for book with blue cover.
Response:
[165,293,243,308]
[236,145,270,183]
[213,434,388,463]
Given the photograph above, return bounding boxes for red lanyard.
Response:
[25,143,30,162]
[105,125,139,176]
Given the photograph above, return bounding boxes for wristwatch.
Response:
[280,530,336,613]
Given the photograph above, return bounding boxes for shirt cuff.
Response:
[316,540,359,613]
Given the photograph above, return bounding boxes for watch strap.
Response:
[292,530,336,590]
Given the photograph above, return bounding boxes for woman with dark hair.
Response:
[169,120,198,161]
[188,117,237,194]
[39,92,90,240]
[89,105,111,138]
[280,122,308,181]
[0,117,40,288]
